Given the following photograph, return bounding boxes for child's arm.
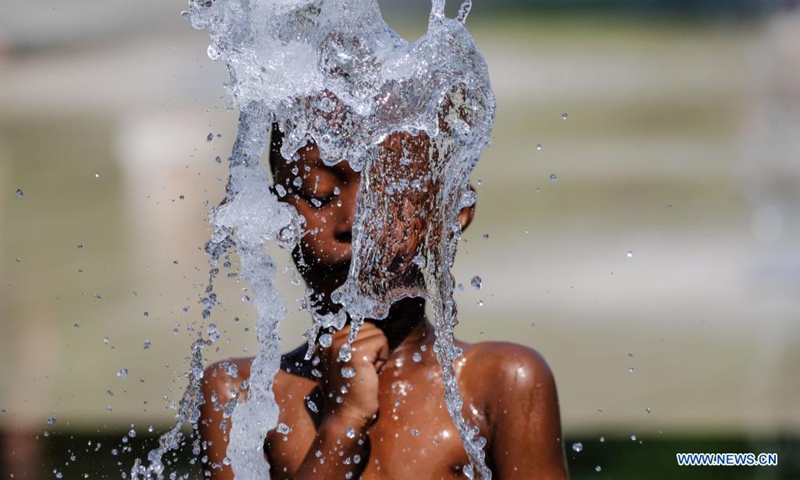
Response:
[291,322,389,479]
[472,343,569,479]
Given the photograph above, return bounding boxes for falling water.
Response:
[134,0,495,478]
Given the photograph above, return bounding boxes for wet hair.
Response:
[268,123,284,176]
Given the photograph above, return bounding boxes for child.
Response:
[199,128,569,479]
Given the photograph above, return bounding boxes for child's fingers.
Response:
[327,321,383,344]
[324,323,389,371]
[351,334,389,372]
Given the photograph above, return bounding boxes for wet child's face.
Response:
[273,133,474,314]
[273,141,359,299]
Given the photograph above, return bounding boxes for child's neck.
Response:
[372,297,432,354]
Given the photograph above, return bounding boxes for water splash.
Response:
[138,0,495,477]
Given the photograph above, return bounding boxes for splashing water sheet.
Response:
[135,0,495,478]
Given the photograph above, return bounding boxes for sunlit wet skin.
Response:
[199,138,569,479]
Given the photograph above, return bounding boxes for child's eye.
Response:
[309,197,330,208]
[298,190,334,208]
[295,174,338,208]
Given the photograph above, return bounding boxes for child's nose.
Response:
[333,184,358,244]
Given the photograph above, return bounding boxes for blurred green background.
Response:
[2,0,799,478]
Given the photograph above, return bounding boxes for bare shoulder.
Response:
[202,347,315,403]
[202,357,254,403]
[461,342,568,478]
[461,341,556,393]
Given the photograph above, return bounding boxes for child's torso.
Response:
[267,352,484,479]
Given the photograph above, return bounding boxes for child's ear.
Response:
[457,185,476,232]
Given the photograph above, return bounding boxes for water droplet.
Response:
[463,465,474,479]
[341,366,357,379]
[599,436,605,443]
[338,343,352,362]
[571,442,583,453]
[318,97,334,113]
[411,429,420,436]
[241,295,250,302]
[626,250,633,258]
[628,366,634,373]
[206,133,214,142]
[207,324,220,342]
[561,112,568,120]
[645,407,651,414]
[276,423,291,435]
[346,427,356,439]
[549,174,558,182]
[470,275,482,290]
[143,340,153,350]
[306,398,318,413]
[224,362,238,378]
[535,143,542,151]
[74,323,80,329]
[319,333,333,348]
[412,352,422,363]
[595,466,602,472]
[628,352,634,358]
[476,300,484,307]
[46,416,57,426]
[94,172,100,178]
[482,233,489,239]
[215,156,222,164]
[103,337,109,345]
[179,195,185,201]
[128,428,137,438]
[117,368,129,378]
[143,311,149,318]
[630,434,637,441]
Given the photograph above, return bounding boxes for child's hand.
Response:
[319,322,389,431]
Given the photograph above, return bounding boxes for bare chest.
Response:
[268,369,480,479]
